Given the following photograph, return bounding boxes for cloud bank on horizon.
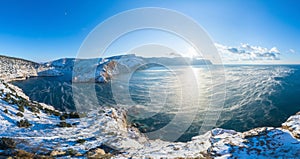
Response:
[215,43,284,64]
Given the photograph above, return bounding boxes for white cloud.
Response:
[215,43,281,63]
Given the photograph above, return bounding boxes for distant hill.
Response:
[0,55,62,81]
[0,54,212,82]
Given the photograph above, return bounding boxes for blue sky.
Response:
[0,0,299,64]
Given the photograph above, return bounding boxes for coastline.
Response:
[0,55,300,158]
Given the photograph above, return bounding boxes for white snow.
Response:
[0,55,62,82]
[72,55,145,83]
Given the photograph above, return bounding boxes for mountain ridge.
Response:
[1,54,212,83]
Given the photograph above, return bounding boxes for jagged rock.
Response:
[87,148,113,159]
[0,137,16,149]
[13,150,35,158]
[282,114,300,139]
[50,150,66,157]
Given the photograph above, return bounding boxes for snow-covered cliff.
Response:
[0,55,62,82]
[45,54,146,83]
[71,55,144,83]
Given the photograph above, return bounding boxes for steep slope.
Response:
[45,57,76,71]
[45,54,146,83]
[0,79,146,158]
[0,55,62,82]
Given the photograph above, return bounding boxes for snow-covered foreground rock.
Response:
[118,126,300,158]
[1,79,300,158]
[0,79,147,157]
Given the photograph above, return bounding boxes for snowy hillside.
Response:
[45,58,76,71]
[0,79,147,158]
[0,55,62,82]
[45,54,146,83]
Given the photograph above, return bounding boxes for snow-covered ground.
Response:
[0,80,147,157]
[117,126,300,158]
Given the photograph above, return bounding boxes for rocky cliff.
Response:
[0,55,62,82]
[43,54,146,83]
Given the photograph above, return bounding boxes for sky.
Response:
[0,0,299,64]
